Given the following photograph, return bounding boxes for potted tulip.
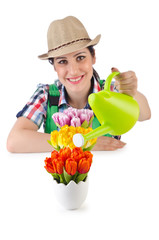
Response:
[44,107,96,210]
[44,147,92,209]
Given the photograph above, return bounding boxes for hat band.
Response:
[48,38,91,53]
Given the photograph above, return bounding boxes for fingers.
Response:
[115,78,137,90]
[111,67,120,73]
[92,136,126,151]
[111,68,138,97]
[111,68,137,82]
[116,79,137,97]
[105,138,126,151]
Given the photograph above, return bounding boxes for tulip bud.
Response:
[71,147,84,163]
[50,130,59,148]
[59,114,70,127]
[70,117,81,127]
[63,111,74,119]
[59,147,71,161]
[51,150,59,159]
[65,158,77,175]
[52,112,70,127]
[52,158,64,175]
[64,108,77,118]
[78,158,91,174]
[44,157,56,173]
[80,113,89,124]
[52,112,59,124]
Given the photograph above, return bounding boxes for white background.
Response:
[0,0,159,239]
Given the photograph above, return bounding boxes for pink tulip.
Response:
[80,113,89,124]
[64,108,78,117]
[80,109,94,118]
[52,112,59,124]
[52,107,94,127]
[52,112,70,126]
[70,117,81,127]
[59,114,70,127]
[63,108,75,119]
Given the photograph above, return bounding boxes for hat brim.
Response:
[38,34,101,60]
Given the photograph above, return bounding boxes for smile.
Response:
[67,75,84,84]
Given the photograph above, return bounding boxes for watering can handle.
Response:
[104,72,120,91]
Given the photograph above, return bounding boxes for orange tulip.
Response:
[44,157,56,173]
[83,151,93,164]
[65,158,77,175]
[71,147,84,163]
[78,158,92,174]
[52,157,64,175]
[59,147,71,162]
[51,150,59,159]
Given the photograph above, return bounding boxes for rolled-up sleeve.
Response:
[16,84,49,129]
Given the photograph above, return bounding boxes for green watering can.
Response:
[73,72,140,147]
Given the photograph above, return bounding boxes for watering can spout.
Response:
[73,124,111,148]
[73,72,140,148]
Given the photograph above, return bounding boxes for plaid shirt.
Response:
[16,78,119,138]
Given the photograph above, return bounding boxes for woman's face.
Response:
[53,48,96,95]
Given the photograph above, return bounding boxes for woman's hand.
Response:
[112,67,137,97]
[92,136,126,151]
[111,67,151,121]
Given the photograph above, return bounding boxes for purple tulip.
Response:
[52,112,70,127]
[79,109,94,124]
[64,107,78,117]
[80,113,89,124]
[70,117,81,127]
[63,109,75,119]
[81,109,94,118]
[52,107,94,127]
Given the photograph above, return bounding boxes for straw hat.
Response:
[38,16,101,59]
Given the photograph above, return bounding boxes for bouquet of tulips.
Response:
[52,107,94,128]
[48,125,97,151]
[48,107,97,151]
[44,147,93,184]
[44,107,96,185]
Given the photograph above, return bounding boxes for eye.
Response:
[58,60,67,64]
[76,55,85,61]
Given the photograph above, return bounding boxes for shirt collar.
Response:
[58,85,68,107]
[58,77,101,108]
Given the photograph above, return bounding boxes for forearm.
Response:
[92,136,126,151]
[134,91,151,121]
[7,129,53,153]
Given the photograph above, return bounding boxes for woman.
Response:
[7,16,151,153]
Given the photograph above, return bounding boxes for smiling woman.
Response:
[53,48,95,107]
[6,16,151,153]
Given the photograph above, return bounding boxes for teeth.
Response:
[68,76,82,82]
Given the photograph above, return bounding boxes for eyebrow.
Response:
[73,51,87,57]
[55,51,87,60]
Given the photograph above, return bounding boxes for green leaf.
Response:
[83,142,97,151]
[47,140,60,151]
[75,173,88,184]
[72,171,79,181]
[59,173,67,185]
[47,140,52,146]
[55,122,62,129]
[55,146,61,151]
[51,173,60,183]
[63,169,73,184]
[88,115,94,128]
[81,120,89,129]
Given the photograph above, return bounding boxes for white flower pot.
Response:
[52,177,89,210]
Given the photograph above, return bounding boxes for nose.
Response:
[67,60,79,76]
